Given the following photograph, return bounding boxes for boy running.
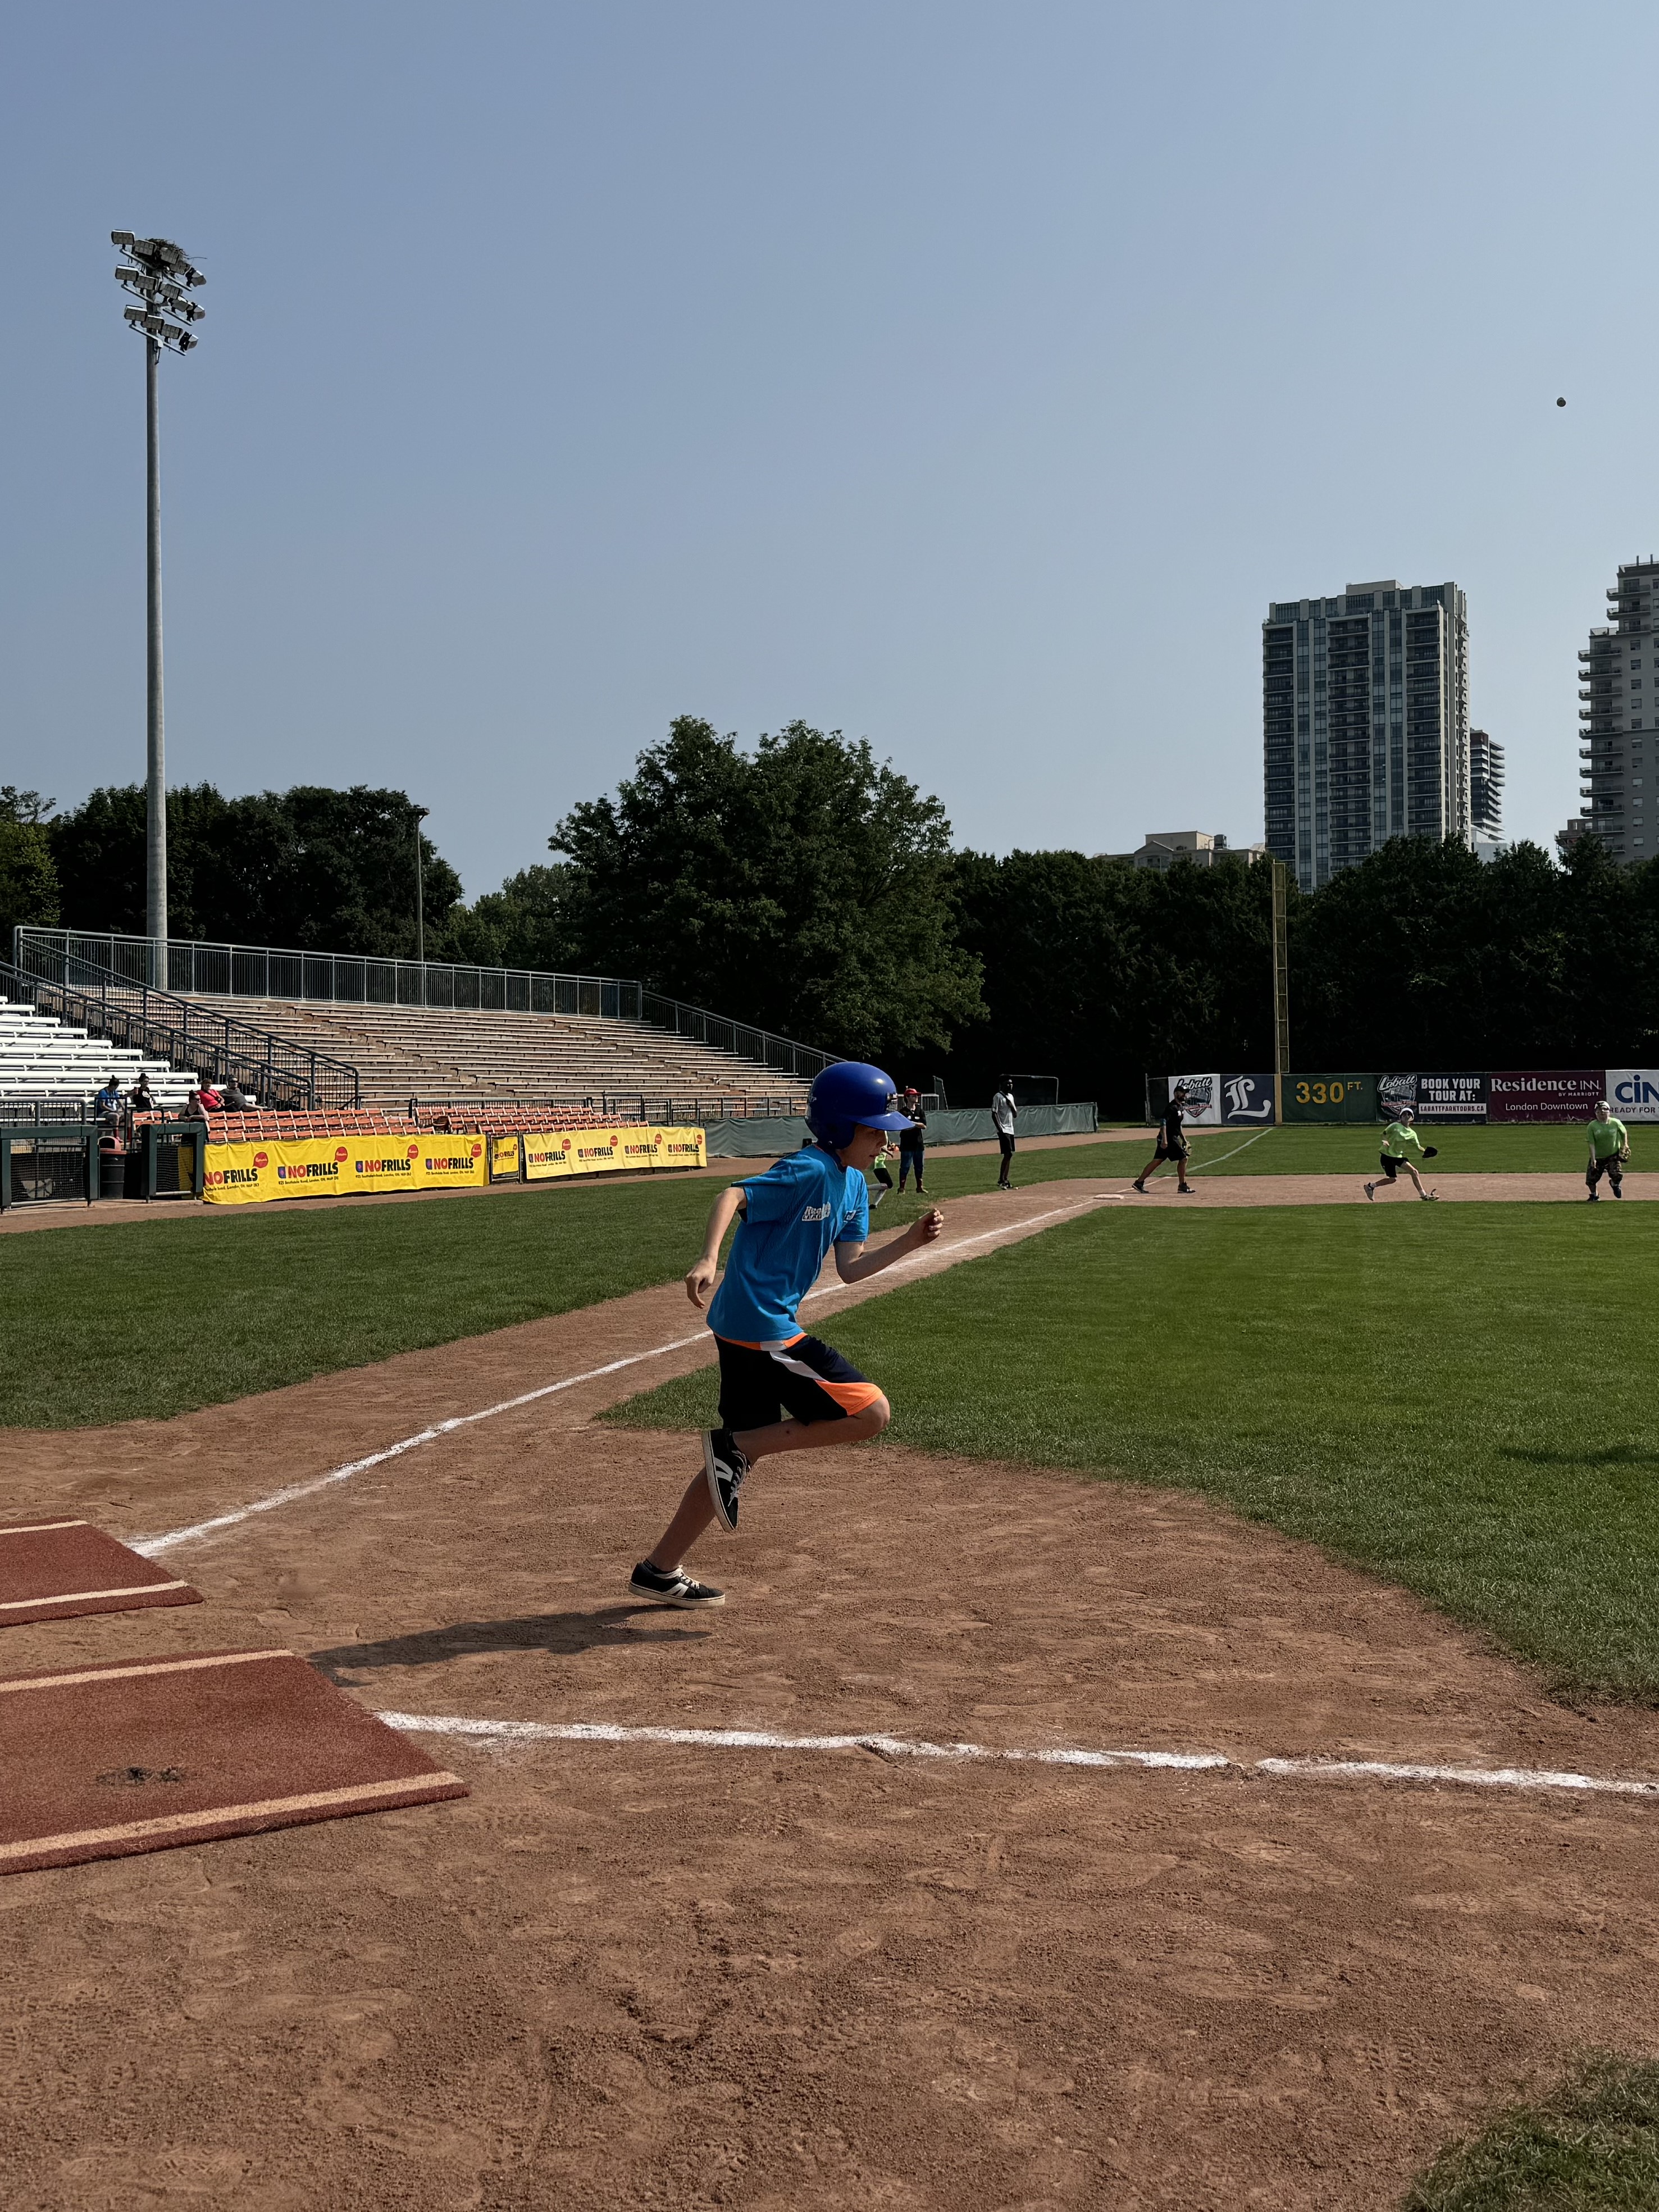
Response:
[1364,1105,1438,1201]
[1133,1084,1196,1195]
[1586,1099,1630,1201]
[629,1062,944,1609]
[869,1139,895,1209]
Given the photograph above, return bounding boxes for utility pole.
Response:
[1271,859,1291,1124]
[113,232,205,987]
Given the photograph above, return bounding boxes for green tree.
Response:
[550,717,983,1059]
[437,863,574,970]
[944,848,1277,1113]
[47,784,462,957]
[0,818,61,953]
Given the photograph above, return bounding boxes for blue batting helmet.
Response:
[805,1062,915,1149]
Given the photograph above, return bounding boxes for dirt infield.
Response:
[4,1186,1659,2207]
[1156,1168,1659,1205]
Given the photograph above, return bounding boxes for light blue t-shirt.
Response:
[707,1145,870,1346]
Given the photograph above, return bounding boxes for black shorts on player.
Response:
[1378,1152,1410,1180]
[1154,1139,1189,1164]
[715,1333,883,1432]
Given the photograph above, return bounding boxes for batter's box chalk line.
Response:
[376,1714,1659,1806]
[132,1196,1115,1558]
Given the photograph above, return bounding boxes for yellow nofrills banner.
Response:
[203,1132,489,1205]
[522,1125,708,1182]
[203,1126,706,1203]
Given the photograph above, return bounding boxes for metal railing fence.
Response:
[15,930,836,1085]
[405,1091,807,1127]
[0,955,361,1111]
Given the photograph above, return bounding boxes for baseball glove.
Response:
[1422,1145,1439,1158]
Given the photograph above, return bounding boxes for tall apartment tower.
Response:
[1263,579,1470,891]
[1574,559,1659,863]
[1469,729,1505,839]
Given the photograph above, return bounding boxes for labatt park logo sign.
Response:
[204,1126,705,1204]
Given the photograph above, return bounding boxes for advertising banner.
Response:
[569,1128,626,1174]
[523,1131,578,1181]
[522,1125,707,1181]
[657,1126,708,1169]
[1218,1073,1276,1125]
[1168,1073,1222,1127]
[208,1125,710,1203]
[1283,1073,1377,1123]
[1391,1073,1488,1122]
[204,1132,488,1205]
[1606,1069,1659,1122]
[418,1138,489,1189]
[1487,1071,1604,1123]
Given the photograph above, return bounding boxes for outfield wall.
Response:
[1148,1070,1659,1124]
[703,1102,1099,1158]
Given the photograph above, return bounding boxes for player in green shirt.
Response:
[1364,1105,1439,1202]
[1586,1100,1630,1201]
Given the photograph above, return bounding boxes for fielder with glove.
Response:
[1586,1100,1630,1201]
[1364,1105,1439,1201]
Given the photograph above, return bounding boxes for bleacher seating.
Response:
[177,997,812,1114]
[0,1000,197,1111]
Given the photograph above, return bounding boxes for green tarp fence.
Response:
[704,1100,1099,1159]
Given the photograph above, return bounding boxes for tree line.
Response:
[7,725,1656,1116]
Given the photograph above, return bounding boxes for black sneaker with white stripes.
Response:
[628,1560,726,1608]
[704,1427,750,1531]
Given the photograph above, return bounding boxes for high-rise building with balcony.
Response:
[1263,579,1471,891]
[1573,559,1659,864]
[1469,729,1504,840]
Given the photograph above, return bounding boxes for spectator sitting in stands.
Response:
[188,1083,223,1118]
[221,1076,254,1111]
[129,1073,156,1113]
[94,1074,124,1121]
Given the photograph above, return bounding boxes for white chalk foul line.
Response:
[131,1196,1114,1557]
[377,1713,1659,1804]
[131,1335,708,1555]
[376,1713,1223,1772]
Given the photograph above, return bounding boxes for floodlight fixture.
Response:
[111,230,206,976]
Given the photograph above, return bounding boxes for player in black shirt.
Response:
[1132,1085,1196,1195]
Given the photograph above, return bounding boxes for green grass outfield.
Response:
[888,1120,1630,1207]
[609,1203,1659,1702]
[0,1124,1623,1430]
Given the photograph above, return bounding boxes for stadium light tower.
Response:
[112,231,206,986]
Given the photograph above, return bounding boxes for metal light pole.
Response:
[113,232,205,987]
[413,805,430,970]
[1271,859,1291,1123]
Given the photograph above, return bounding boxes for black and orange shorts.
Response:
[715,1333,884,1431]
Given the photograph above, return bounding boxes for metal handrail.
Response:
[0,955,361,1110]
[14,929,836,1084]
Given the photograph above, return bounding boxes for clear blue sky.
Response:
[1,2,1647,899]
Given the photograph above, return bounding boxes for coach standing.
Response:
[897,1086,928,1194]
[991,1076,1019,1189]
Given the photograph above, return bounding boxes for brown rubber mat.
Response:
[0,1647,467,1874]
[0,1518,202,1626]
